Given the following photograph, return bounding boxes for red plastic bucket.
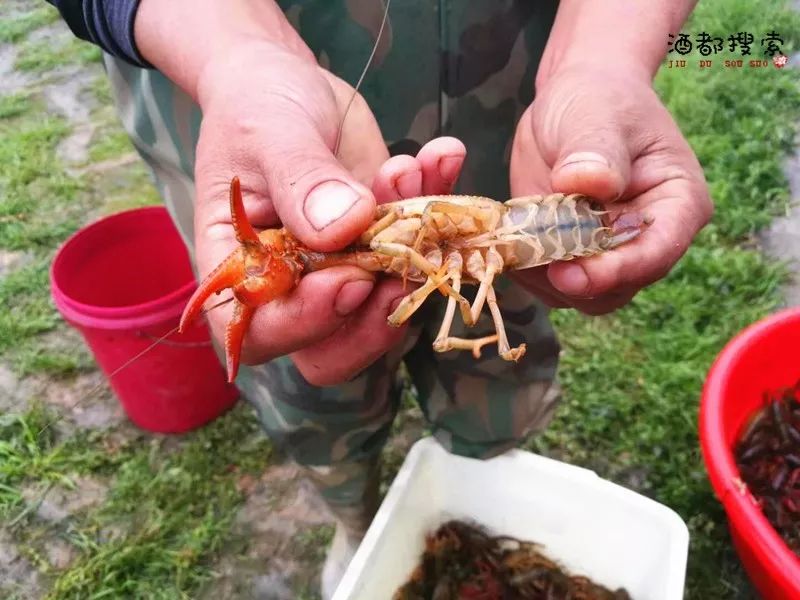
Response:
[699,307,800,599]
[50,205,239,433]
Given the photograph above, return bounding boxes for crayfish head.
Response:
[602,209,654,250]
[234,234,302,307]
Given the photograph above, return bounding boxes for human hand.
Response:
[508,66,712,315]
[192,42,467,385]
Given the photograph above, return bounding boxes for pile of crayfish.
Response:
[393,520,633,600]
[735,379,800,556]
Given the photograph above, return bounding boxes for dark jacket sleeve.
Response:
[46,0,153,68]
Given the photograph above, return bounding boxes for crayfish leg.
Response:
[486,286,526,361]
[433,288,525,361]
[434,334,499,359]
[370,241,472,321]
[387,262,451,327]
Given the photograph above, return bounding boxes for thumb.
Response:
[535,92,632,202]
[259,102,376,253]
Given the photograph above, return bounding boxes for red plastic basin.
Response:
[50,205,239,433]
[700,306,800,599]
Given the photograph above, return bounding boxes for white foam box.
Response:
[333,437,689,600]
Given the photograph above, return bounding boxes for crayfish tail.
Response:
[179,250,244,333]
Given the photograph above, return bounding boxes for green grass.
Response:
[524,1,800,598]
[289,524,336,564]
[15,37,102,73]
[1,403,273,599]
[44,408,272,599]
[0,5,59,43]
[0,111,83,251]
[0,93,33,119]
[0,260,74,376]
[0,103,90,376]
[87,128,136,163]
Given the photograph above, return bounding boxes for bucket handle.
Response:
[136,331,213,348]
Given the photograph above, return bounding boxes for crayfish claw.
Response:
[230,176,261,246]
[179,250,244,334]
[225,302,254,383]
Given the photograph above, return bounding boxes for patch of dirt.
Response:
[45,538,77,570]
[0,249,30,277]
[40,369,125,431]
[0,44,34,95]
[44,68,100,165]
[21,476,108,524]
[199,462,336,600]
[0,363,39,414]
[0,530,43,600]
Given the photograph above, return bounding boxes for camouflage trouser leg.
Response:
[406,276,562,460]
[236,273,561,535]
[234,328,419,536]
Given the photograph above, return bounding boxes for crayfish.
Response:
[179,176,651,382]
[393,519,633,599]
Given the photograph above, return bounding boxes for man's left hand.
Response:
[509,66,713,315]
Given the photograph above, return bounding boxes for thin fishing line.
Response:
[334,0,393,157]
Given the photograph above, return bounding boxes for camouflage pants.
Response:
[102,0,562,533]
[237,277,561,532]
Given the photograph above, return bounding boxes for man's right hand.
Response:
[192,39,409,387]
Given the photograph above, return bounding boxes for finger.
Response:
[291,279,410,386]
[508,269,572,309]
[257,100,377,253]
[510,268,635,313]
[221,266,377,365]
[415,136,467,195]
[533,87,634,202]
[371,154,423,203]
[547,177,711,298]
[563,289,638,316]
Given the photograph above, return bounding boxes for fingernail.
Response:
[559,152,609,170]
[394,170,422,198]
[554,263,590,296]
[304,181,360,230]
[439,155,463,183]
[334,279,374,316]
